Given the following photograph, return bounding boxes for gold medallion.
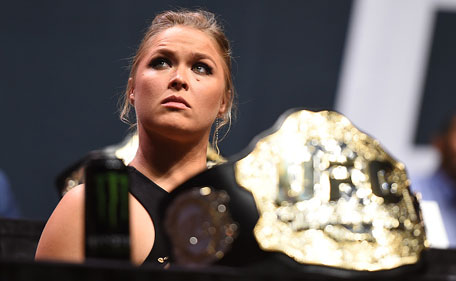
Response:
[234,109,427,271]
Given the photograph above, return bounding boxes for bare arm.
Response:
[35,185,85,262]
[35,184,155,264]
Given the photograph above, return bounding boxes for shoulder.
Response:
[50,184,85,219]
[35,184,85,262]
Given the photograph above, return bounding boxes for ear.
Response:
[218,90,230,117]
[128,77,135,105]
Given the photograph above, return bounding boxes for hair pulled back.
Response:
[120,9,235,148]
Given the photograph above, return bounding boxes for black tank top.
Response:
[127,166,170,265]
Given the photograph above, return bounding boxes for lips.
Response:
[161,95,191,108]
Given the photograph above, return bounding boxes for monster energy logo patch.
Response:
[94,172,129,230]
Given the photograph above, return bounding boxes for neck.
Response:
[129,127,209,192]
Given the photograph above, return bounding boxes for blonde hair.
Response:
[120,9,235,149]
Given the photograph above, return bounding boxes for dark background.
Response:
[415,11,456,143]
[0,0,353,219]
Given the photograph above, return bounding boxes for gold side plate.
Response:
[235,110,427,271]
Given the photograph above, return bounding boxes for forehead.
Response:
[145,26,222,59]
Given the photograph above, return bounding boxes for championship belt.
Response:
[163,109,427,272]
[162,162,266,267]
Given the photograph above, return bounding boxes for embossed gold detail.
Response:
[235,110,426,271]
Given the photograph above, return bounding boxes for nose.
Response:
[169,67,189,91]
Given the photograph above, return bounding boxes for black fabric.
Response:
[127,166,170,264]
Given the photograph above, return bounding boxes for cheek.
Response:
[197,82,225,111]
[135,74,165,101]
[204,73,227,106]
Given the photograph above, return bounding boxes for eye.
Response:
[192,62,212,75]
[149,57,171,70]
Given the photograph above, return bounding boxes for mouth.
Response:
[161,95,191,109]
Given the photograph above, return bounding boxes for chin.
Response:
[151,123,210,143]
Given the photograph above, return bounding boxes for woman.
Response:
[35,9,235,265]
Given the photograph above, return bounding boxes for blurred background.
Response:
[1,0,455,223]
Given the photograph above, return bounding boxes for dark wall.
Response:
[415,11,456,144]
[0,0,353,219]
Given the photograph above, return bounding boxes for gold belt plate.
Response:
[234,109,427,271]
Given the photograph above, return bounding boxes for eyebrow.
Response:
[152,48,176,59]
[190,52,217,66]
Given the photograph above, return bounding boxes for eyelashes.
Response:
[148,57,213,75]
[149,57,171,70]
[192,62,212,75]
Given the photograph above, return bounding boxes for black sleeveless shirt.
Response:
[127,166,170,265]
